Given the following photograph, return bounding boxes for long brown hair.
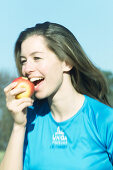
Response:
[14,21,110,106]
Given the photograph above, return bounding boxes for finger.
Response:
[16,97,34,105]
[6,98,33,113]
[18,101,34,111]
[10,87,26,97]
[4,82,17,94]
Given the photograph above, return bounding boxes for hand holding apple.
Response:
[12,77,34,99]
[4,77,34,126]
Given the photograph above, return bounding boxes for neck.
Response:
[48,74,85,122]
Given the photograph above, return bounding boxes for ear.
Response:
[62,61,73,72]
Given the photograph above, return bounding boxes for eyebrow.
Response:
[20,51,44,58]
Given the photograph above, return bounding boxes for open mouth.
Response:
[30,77,44,89]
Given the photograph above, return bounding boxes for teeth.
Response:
[30,77,43,82]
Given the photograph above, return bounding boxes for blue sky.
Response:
[0,0,113,76]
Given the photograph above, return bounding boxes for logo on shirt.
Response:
[51,127,67,148]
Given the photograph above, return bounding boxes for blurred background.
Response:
[0,0,113,162]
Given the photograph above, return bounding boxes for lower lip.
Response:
[34,80,44,91]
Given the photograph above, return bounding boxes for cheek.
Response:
[39,61,48,74]
[38,60,54,76]
[46,62,63,83]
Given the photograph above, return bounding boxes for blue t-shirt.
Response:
[23,95,113,170]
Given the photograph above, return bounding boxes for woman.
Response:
[0,22,113,170]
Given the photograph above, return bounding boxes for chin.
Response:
[34,91,48,100]
[34,87,57,100]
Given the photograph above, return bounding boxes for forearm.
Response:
[0,123,26,170]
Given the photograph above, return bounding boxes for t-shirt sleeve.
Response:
[97,106,113,165]
[105,110,113,164]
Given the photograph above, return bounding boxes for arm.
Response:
[0,123,25,170]
[96,105,113,165]
[0,82,33,170]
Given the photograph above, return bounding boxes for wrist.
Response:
[13,122,26,132]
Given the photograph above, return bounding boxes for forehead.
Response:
[21,35,48,55]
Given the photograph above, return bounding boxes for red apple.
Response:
[12,77,34,99]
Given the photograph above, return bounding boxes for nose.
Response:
[22,60,35,76]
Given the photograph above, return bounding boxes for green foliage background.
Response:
[0,72,16,151]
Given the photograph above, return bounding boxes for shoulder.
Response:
[84,95,113,143]
[84,95,113,163]
[84,95,113,119]
[84,95,113,130]
[83,95,113,134]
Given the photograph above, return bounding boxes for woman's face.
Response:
[20,35,67,99]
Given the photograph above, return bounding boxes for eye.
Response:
[33,57,41,61]
[20,58,27,65]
